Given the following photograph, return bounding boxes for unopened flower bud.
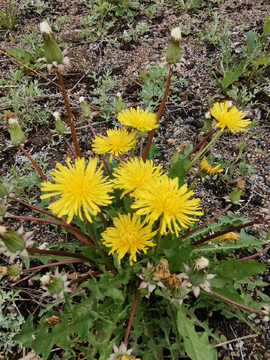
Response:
[4,112,26,147]
[0,228,26,254]
[40,21,63,65]
[53,111,66,135]
[6,265,20,277]
[202,118,213,134]
[166,27,181,64]
[45,276,65,296]
[115,92,123,114]
[229,188,243,203]
[79,97,91,118]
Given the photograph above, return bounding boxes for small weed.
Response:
[0,72,50,131]
[54,15,68,33]
[89,69,120,120]
[0,0,19,29]
[0,290,24,355]
[198,11,231,45]
[177,0,204,10]
[139,63,187,109]
[120,22,150,43]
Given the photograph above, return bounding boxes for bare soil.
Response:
[0,0,270,359]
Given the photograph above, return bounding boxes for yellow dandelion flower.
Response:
[132,175,203,237]
[199,158,223,175]
[117,106,158,132]
[101,213,156,264]
[92,129,137,161]
[40,157,114,224]
[210,101,251,134]
[218,232,240,243]
[113,158,162,198]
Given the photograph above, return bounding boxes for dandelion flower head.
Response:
[113,158,162,198]
[117,106,158,132]
[40,157,114,223]
[101,213,156,264]
[92,129,136,161]
[199,158,223,175]
[132,175,203,237]
[210,101,251,134]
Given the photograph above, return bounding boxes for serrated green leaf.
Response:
[177,309,217,360]
[165,246,193,272]
[167,159,189,187]
[220,258,266,281]
[13,315,34,345]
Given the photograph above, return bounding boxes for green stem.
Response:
[154,218,162,256]
[187,177,199,191]
[186,131,222,171]
[142,64,175,162]
[56,70,81,158]
[86,220,108,261]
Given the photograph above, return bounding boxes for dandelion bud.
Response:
[79,97,91,118]
[4,112,26,147]
[229,179,245,204]
[53,111,66,135]
[115,92,123,114]
[0,228,26,254]
[45,276,65,296]
[166,27,181,64]
[202,118,213,134]
[40,21,63,65]
[6,265,21,277]
[0,183,8,198]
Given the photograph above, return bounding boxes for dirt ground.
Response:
[0,0,270,359]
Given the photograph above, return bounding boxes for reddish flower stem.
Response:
[25,248,93,262]
[7,214,94,247]
[22,259,83,273]
[237,245,270,262]
[210,290,264,315]
[142,64,174,162]
[123,287,140,345]
[185,129,218,159]
[56,70,81,158]
[7,196,93,243]
[193,218,268,248]
[63,136,76,157]
[182,204,231,240]
[20,146,46,181]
